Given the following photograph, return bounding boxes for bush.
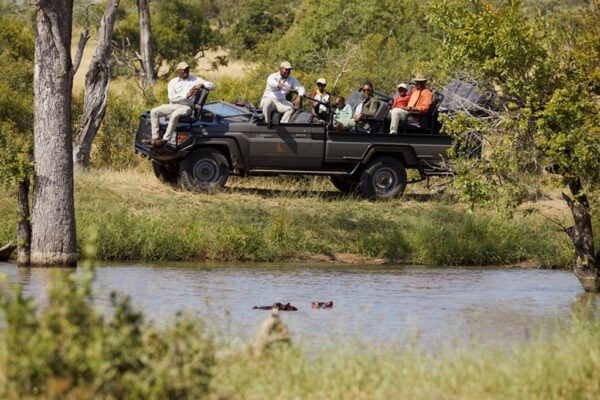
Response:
[0,268,215,399]
[90,81,156,169]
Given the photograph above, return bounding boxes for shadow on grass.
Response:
[224,186,442,203]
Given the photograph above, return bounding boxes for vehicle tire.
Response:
[151,160,179,184]
[330,176,360,194]
[180,147,230,192]
[359,156,407,200]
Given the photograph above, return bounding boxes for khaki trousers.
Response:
[260,98,294,123]
[150,103,192,141]
[389,108,417,133]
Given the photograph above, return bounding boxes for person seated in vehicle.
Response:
[260,61,306,126]
[392,82,411,109]
[352,81,379,130]
[144,61,216,148]
[332,96,354,131]
[389,74,432,134]
[309,77,331,121]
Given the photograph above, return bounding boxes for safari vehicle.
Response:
[134,87,457,200]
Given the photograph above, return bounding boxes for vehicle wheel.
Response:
[359,156,407,200]
[151,160,179,184]
[180,147,229,192]
[330,176,359,194]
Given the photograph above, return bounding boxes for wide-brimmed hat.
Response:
[316,78,327,85]
[397,83,409,90]
[279,61,293,69]
[414,74,428,82]
[176,61,190,71]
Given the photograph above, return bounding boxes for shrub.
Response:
[0,268,215,399]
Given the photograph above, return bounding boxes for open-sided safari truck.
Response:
[134,79,489,200]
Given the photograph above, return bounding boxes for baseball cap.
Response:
[176,61,190,70]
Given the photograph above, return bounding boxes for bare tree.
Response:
[137,0,155,88]
[32,0,79,267]
[73,0,121,169]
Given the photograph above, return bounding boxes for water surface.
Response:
[1,262,597,349]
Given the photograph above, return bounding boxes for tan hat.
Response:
[279,61,293,69]
[397,83,409,90]
[414,74,428,82]
[316,78,327,85]
[176,61,190,71]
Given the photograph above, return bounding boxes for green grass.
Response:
[0,169,575,267]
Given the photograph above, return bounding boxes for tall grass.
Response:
[211,315,600,399]
[0,169,574,267]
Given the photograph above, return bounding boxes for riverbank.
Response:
[0,169,574,267]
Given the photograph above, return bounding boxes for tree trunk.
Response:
[73,0,121,169]
[137,0,155,88]
[16,178,31,266]
[563,178,600,292]
[31,0,78,267]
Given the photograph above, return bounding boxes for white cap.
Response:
[176,61,190,70]
[316,78,327,85]
[397,83,409,90]
[279,61,293,69]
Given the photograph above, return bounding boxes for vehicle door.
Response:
[246,122,325,169]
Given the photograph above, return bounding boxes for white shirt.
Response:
[313,91,330,113]
[168,75,216,106]
[261,72,306,102]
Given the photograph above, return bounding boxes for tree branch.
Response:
[72,5,91,77]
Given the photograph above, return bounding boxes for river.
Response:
[1,262,598,350]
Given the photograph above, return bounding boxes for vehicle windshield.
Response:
[204,102,250,118]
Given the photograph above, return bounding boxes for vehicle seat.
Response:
[346,91,363,114]
[271,111,282,125]
[363,100,390,133]
[177,88,210,124]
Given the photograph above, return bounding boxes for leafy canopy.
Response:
[0,16,34,187]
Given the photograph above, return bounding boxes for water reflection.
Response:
[1,262,597,349]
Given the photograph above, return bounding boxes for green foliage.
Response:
[0,16,33,187]
[227,0,294,60]
[228,0,438,94]
[0,268,215,399]
[89,80,152,169]
[428,0,600,212]
[113,0,220,77]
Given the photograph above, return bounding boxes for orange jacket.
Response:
[407,88,433,113]
[392,94,410,109]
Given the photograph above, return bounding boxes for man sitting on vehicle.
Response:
[309,77,331,121]
[333,96,354,131]
[389,74,432,134]
[144,61,216,148]
[260,61,306,126]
